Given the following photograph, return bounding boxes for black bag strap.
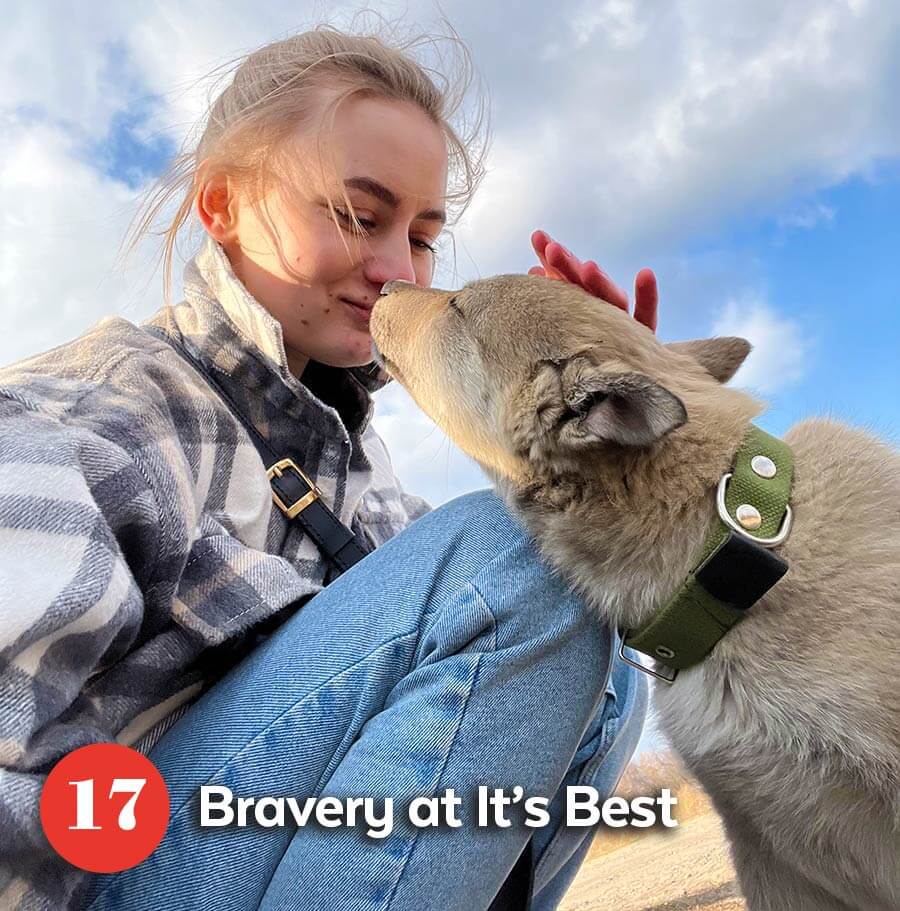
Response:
[145,325,370,576]
[488,837,535,911]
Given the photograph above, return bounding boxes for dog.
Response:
[371,275,900,911]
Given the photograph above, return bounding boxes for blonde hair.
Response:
[126,12,490,299]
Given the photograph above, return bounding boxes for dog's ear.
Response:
[666,337,751,383]
[523,359,687,458]
[571,372,688,447]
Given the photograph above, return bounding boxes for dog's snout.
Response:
[380,279,418,296]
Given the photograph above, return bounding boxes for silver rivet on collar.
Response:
[751,455,777,478]
[655,645,676,659]
[736,504,762,530]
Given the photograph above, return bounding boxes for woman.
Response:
[0,23,657,911]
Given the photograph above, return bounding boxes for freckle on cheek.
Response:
[324,308,330,313]
[300,319,309,326]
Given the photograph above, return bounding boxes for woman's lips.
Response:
[340,297,374,324]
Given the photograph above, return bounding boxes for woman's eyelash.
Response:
[331,206,437,254]
[333,206,375,230]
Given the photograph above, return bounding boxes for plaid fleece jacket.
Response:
[0,237,432,909]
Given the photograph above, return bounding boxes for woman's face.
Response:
[221,94,449,375]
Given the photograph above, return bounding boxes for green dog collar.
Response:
[621,425,794,682]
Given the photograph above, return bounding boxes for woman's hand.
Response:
[529,230,659,333]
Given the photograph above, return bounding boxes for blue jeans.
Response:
[82,490,647,910]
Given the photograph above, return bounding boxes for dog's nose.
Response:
[380,279,418,296]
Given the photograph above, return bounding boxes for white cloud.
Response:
[438,128,559,281]
[776,201,836,230]
[711,295,812,393]
[570,0,647,50]
[448,0,900,271]
[0,113,161,367]
[1,7,134,136]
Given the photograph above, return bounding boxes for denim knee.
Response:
[401,486,607,641]
[427,487,519,528]
[398,488,533,576]
[400,487,623,787]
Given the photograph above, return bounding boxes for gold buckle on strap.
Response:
[267,458,319,519]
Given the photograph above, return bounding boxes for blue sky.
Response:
[653,162,900,440]
[85,106,177,190]
[759,170,900,439]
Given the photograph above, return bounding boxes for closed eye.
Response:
[333,206,375,232]
[331,205,437,254]
[448,295,463,315]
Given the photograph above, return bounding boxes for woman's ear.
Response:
[195,168,239,243]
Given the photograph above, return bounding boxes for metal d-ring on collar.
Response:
[716,473,793,548]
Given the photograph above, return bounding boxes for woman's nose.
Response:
[362,234,417,287]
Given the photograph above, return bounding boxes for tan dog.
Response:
[371,275,900,911]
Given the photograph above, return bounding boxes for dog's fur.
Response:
[371,275,900,911]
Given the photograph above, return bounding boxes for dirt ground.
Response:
[560,812,747,911]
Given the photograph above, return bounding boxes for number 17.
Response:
[68,778,146,831]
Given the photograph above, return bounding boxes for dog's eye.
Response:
[448,295,463,315]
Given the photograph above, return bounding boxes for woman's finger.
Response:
[531,231,633,317]
[531,230,563,277]
[545,244,631,312]
[533,236,567,280]
[542,241,583,284]
[579,260,629,311]
[531,229,551,259]
[633,268,659,332]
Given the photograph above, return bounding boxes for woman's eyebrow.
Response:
[344,176,446,224]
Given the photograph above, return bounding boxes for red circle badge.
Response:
[40,743,170,873]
